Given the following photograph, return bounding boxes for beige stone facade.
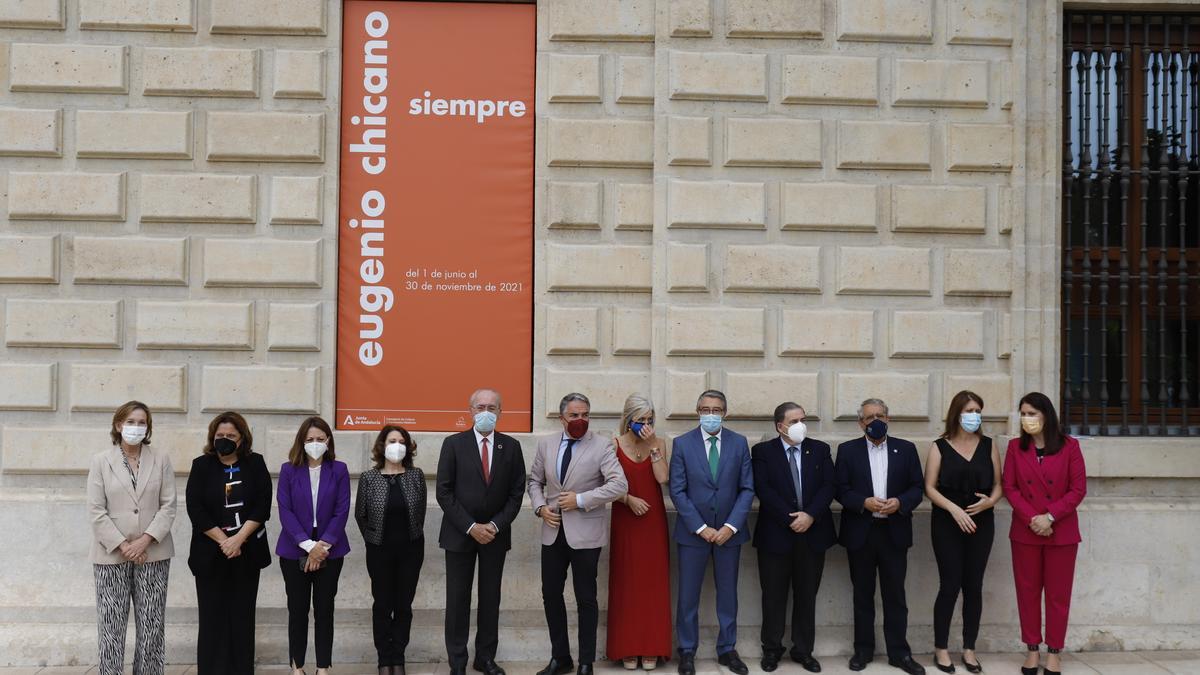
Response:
[1,0,1198,666]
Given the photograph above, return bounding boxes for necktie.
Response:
[707,436,719,481]
[788,446,803,507]
[480,437,490,484]
[560,438,577,484]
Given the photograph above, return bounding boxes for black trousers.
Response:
[366,540,425,666]
[847,521,911,660]
[279,556,345,668]
[931,511,994,650]
[195,556,260,675]
[758,539,826,658]
[445,543,508,669]
[541,528,602,664]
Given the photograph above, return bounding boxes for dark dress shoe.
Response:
[717,650,749,675]
[960,655,981,674]
[888,655,926,675]
[849,652,874,671]
[450,669,466,675]
[474,660,506,675]
[790,653,822,672]
[760,651,780,672]
[577,665,593,675]
[536,658,574,675]
[677,652,695,675]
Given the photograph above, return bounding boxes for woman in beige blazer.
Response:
[87,400,177,675]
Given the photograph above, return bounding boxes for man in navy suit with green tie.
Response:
[668,390,755,675]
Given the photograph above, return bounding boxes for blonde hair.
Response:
[620,393,656,433]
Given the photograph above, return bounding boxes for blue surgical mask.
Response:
[630,421,646,435]
[473,410,497,434]
[699,414,722,435]
[865,418,887,441]
[960,412,982,433]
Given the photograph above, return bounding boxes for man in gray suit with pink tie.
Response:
[528,393,628,675]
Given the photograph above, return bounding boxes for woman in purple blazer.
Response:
[276,416,351,675]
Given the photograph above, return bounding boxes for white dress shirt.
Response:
[867,436,889,519]
[299,463,322,553]
[694,428,738,535]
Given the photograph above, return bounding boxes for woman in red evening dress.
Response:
[606,394,672,670]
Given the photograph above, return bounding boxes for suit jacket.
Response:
[834,436,924,551]
[435,429,526,552]
[528,430,628,548]
[668,426,755,547]
[276,459,351,560]
[356,467,427,545]
[185,452,272,576]
[1002,435,1087,546]
[751,436,837,555]
[87,446,177,564]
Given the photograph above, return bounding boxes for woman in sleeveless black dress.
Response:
[923,391,1003,674]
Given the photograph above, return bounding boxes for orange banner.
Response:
[336,1,534,432]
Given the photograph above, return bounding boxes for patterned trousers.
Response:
[94,559,170,675]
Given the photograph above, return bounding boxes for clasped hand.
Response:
[788,511,814,533]
[864,497,900,515]
[303,541,331,572]
[1029,514,1055,537]
[470,522,498,545]
[698,525,735,545]
[119,533,153,564]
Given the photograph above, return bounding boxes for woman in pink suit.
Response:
[1002,392,1086,675]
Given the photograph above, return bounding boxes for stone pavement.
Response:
[3,652,1199,675]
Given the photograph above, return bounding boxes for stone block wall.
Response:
[0,0,338,465]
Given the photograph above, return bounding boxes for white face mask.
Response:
[384,442,407,464]
[121,424,147,445]
[304,441,327,460]
[786,421,807,445]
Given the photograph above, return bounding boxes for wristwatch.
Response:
[1045,512,1055,523]
[535,505,544,518]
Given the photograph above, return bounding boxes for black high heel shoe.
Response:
[1043,647,1062,675]
[933,650,955,673]
[1021,644,1040,675]
[961,655,982,674]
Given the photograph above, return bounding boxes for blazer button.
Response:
[133,508,139,514]
[1048,480,1054,484]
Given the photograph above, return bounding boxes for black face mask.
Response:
[865,419,888,441]
[214,437,238,456]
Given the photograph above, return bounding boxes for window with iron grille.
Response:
[1062,11,1200,436]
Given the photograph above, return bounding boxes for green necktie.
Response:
[707,436,719,480]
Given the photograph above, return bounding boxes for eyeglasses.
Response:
[697,407,726,415]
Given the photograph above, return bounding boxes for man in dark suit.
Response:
[751,402,836,673]
[436,388,527,675]
[669,390,755,675]
[834,398,926,675]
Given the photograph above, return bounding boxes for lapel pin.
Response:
[496,444,503,450]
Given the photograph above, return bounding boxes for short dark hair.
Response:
[111,400,152,446]
[696,389,727,409]
[371,424,416,469]
[1018,391,1065,456]
[287,416,336,466]
[941,390,984,439]
[773,402,803,426]
[204,411,253,458]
